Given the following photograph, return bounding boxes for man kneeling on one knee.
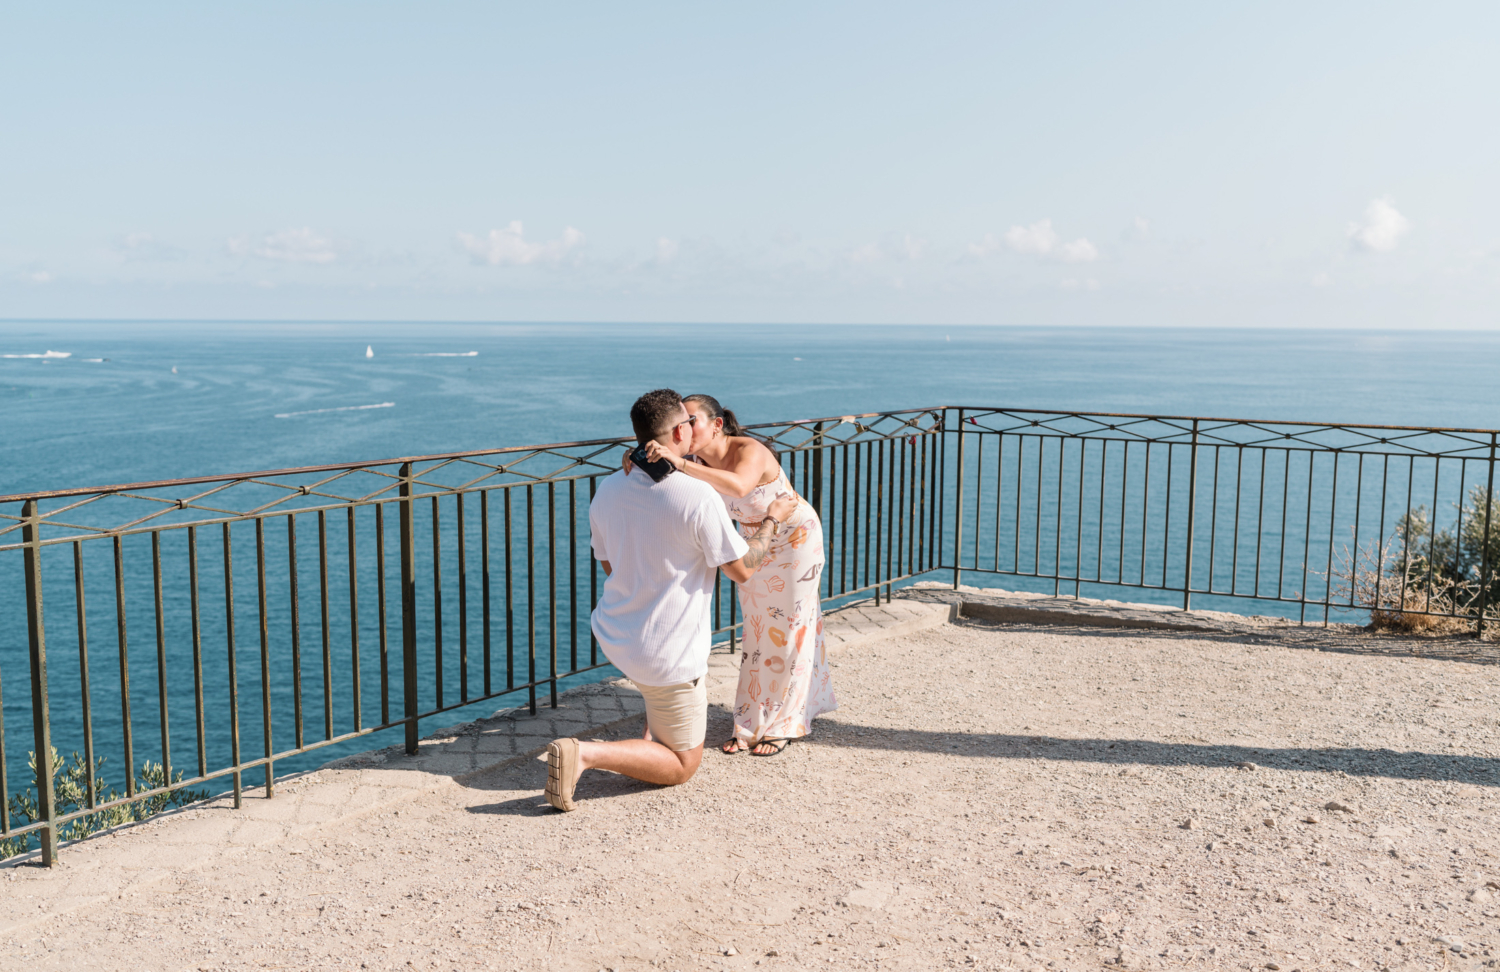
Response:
[545,388,795,811]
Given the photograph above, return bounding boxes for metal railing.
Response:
[3,405,1496,863]
[0,407,941,864]
[948,408,1499,626]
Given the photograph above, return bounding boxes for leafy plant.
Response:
[1,749,209,859]
[1327,487,1500,635]
[1394,487,1500,607]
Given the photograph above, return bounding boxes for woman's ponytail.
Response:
[719,407,749,439]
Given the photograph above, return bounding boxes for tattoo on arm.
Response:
[740,521,776,571]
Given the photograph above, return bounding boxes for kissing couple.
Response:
[546,388,838,810]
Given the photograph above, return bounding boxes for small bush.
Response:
[1369,591,1475,635]
[1,749,209,860]
[1328,531,1489,636]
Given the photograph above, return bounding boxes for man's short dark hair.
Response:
[630,388,684,446]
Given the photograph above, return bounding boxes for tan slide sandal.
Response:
[545,738,580,812]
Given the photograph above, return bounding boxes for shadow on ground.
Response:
[803,720,1500,788]
[458,695,1498,827]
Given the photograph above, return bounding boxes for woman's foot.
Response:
[720,737,748,754]
[750,738,789,757]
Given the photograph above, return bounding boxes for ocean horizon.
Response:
[4,321,1498,497]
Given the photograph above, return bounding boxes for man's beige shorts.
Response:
[634,676,707,752]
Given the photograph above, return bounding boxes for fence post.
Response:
[811,422,824,520]
[22,500,58,866]
[1478,433,1497,639]
[953,409,965,590]
[1182,420,1200,612]
[874,437,884,606]
[811,422,827,604]
[399,462,420,755]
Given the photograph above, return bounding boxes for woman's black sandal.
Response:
[750,738,789,757]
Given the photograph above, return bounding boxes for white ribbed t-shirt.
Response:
[589,467,749,687]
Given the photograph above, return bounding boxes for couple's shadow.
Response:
[461,694,1500,818]
[461,702,742,817]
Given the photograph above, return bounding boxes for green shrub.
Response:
[1394,486,1500,606]
[1,749,209,859]
[1329,487,1500,634]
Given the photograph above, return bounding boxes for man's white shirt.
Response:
[588,466,749,687]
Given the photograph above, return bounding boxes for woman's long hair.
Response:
[683,393,778,459]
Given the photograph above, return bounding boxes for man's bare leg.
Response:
[575,737,703,787]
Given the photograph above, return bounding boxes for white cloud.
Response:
[1122,215,1152,242]
[1000,219,1099,262]
[1005,219,1059,255]
[20,270,52,284]
[655,238,679,263]
[118,232,184,262]
[1056,238,1099,262]
[229,227,338,263]
[1312,272,1330,287]
[967,233,1002,257]
[458,221,584,266]
[1061,277,1100,291]
[849,234,924,265]
[1347,197,1410,253]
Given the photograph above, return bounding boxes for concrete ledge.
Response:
[895,582,1264,636]
[956,599,1210,632]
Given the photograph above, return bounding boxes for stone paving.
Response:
[4,579,1486,946]
[3,586,1496,972]
[0,592,951,938]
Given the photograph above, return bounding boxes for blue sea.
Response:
[2,321,1498,813]
[3,321,1498,497]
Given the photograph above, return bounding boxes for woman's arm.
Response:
[642,437,774,498]
[719,494,798,583]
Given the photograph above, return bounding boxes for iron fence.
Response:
[948,408,1499,626]
[2,405,1495,864]
[0,407,941,864]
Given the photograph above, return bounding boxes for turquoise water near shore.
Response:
[2,321,1497,809]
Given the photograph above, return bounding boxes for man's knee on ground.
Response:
[665,745,704,785]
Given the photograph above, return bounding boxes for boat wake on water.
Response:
[274,402,396,419]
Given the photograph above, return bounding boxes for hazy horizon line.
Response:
[1,318,1494,334]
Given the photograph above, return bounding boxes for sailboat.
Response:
[365,345,374,359]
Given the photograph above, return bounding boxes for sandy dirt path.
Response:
[3,617,1498,972]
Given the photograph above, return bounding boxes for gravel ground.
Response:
[3,618,1498,972]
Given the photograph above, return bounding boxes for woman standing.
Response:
[636,394,837,755]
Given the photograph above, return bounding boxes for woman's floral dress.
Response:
[723,466,838,745]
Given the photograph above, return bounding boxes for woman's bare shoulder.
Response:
[728,436,778,484]
[725,435,768,461]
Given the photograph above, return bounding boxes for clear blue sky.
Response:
[2,2,1497,327]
